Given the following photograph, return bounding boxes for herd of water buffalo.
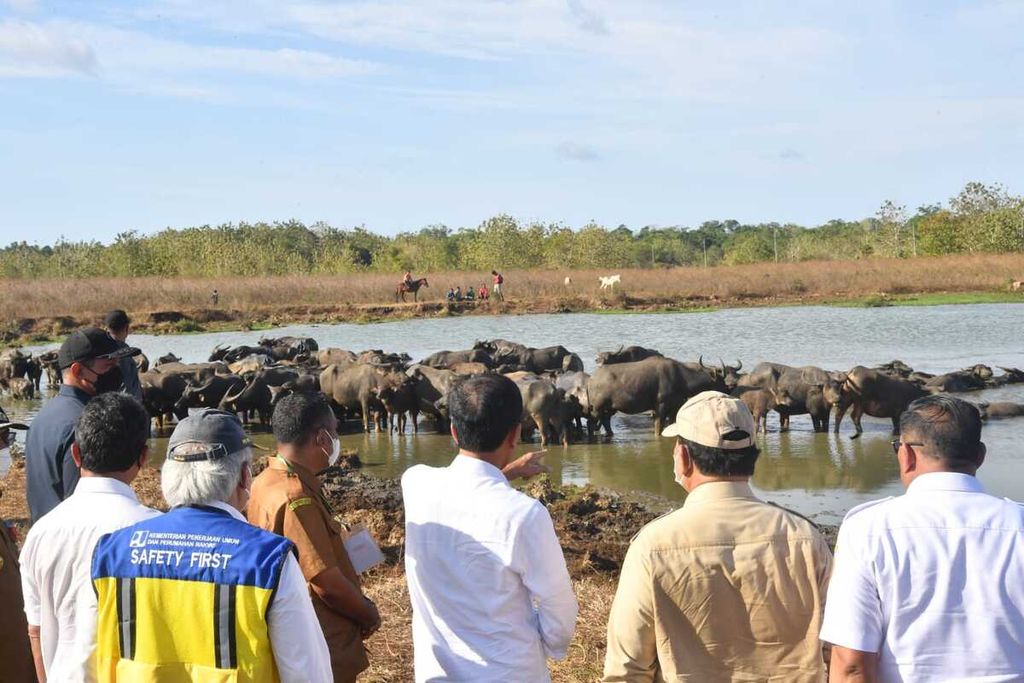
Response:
[2,337,1023,444]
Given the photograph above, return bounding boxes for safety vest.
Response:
[91,505,294,682]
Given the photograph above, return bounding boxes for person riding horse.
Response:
[396,274,429,302]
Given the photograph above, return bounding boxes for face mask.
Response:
[0,447,9,463]
[322,430,341,467]
[93,366,125,394]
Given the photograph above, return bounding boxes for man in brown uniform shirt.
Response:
[0,407,36,682]
[248,393,380,682]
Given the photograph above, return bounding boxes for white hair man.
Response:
[89,408,331,682]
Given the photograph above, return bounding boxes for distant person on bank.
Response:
[402,374,578,682]
[823,395,1024,682]
[90,409,331,682]
[0,405,35,682]
[103,309,143,401]
[248,392,380,682]
[24,327,140,521]
[491,270,504,301]
[20,393,158,682]
[603,391,833,682]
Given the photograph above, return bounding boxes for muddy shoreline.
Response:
[6,289,1021,346]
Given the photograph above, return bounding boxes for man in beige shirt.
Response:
[603,391,832,682]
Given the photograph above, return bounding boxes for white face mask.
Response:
[322,430,341,467]
[0,446,9,463]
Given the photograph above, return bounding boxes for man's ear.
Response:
[137,444,149,470]
[976,442,987,469]
[71,441,83,468]
[900,443,917,476]
[505,423,522,450]
[449,424,459,445]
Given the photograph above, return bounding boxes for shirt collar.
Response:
[72,476,141,501]
[206,499,246,522]
[449,453,509,484]
[907,471,986,494]
[683,480,756,508]
[270,454,321,493]
[58,384,92,403]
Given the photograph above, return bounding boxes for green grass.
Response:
[828,291,1023,308]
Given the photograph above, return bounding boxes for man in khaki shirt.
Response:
[603,391,832,682]
[248,392,380,682]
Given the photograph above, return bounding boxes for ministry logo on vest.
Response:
[129,530,149,548]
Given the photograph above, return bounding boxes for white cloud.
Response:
[0,19,97,77]
[3,0,38,12]
[555,141,600,162]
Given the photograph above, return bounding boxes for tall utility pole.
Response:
[702,237,707,268]
[773,226,779,263]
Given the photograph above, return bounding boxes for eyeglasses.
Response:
[890,439,925,454]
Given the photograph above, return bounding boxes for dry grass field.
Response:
[2,253,1023,340]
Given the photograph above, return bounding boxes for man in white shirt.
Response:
[402,373,579,682]
[822,394,1024,682]
[20,392,160,682]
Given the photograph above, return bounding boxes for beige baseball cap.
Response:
[661,390,756,449]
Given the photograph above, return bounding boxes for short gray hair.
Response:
[161,444,252,507]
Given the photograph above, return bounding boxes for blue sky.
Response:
[1,0,1022,245]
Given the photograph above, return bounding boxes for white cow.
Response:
[1012,280,1022,292]
[599,274,621,290]
[564,276,572,286]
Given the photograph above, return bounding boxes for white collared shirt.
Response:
[402,454,579,682]
[202,501,333,683]
[821,472,1024,682]
[20,476,160,682]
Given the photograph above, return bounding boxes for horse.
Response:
[396,277,429,302]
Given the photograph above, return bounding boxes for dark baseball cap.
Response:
[57,327,140,369]
[166,409,259,462]
[0,405,28,431]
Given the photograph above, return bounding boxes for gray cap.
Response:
[166,408,256,462]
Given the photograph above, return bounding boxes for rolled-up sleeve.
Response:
[603,538,657,682]
[820,520,883,653]
[267,554,333,683]
[517,504,578,660]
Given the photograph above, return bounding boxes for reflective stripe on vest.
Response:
[91,506,293,683]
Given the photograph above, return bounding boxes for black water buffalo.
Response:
[154,361,228,384]
[175,374,246,414]
[139,371,189,431]
[0,348,29,382]
[731,384,777,434]
[219,374,273,425]
[406,365,456,424]
[268,373,321,407]
[997,367,1024,384]
[474,339,576,374]
[448,362,491,376]
[420,348,493,369]
[38,350,61,389]
[684,357,743,392]
[595,345,663,366]
[227,354,274,375]
[743,362,834,432]
[586,356,727,436]
[153,352,182,367]
[507,372,572,446]
[209,344,265,363]
[832,365,929,438]
[260,336,319,361]
[374,379,420,434]
[358,349,411,370]
[874,360,915,378]
[977,402,1024,420]
[555,371,590,432]
[924,365,992,393]
[320,363,411,432]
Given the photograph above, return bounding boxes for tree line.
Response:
[2,181,1021,279]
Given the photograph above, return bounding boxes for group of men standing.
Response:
[2,314,1024,682]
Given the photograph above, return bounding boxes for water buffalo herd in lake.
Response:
[2,338,1023,443]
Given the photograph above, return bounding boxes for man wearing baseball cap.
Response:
[603,391,833,682]
[90,409,331,682]
[0,406,34,682]
[24,326,141,521]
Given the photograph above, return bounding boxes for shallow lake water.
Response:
[5,303,1023,523]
